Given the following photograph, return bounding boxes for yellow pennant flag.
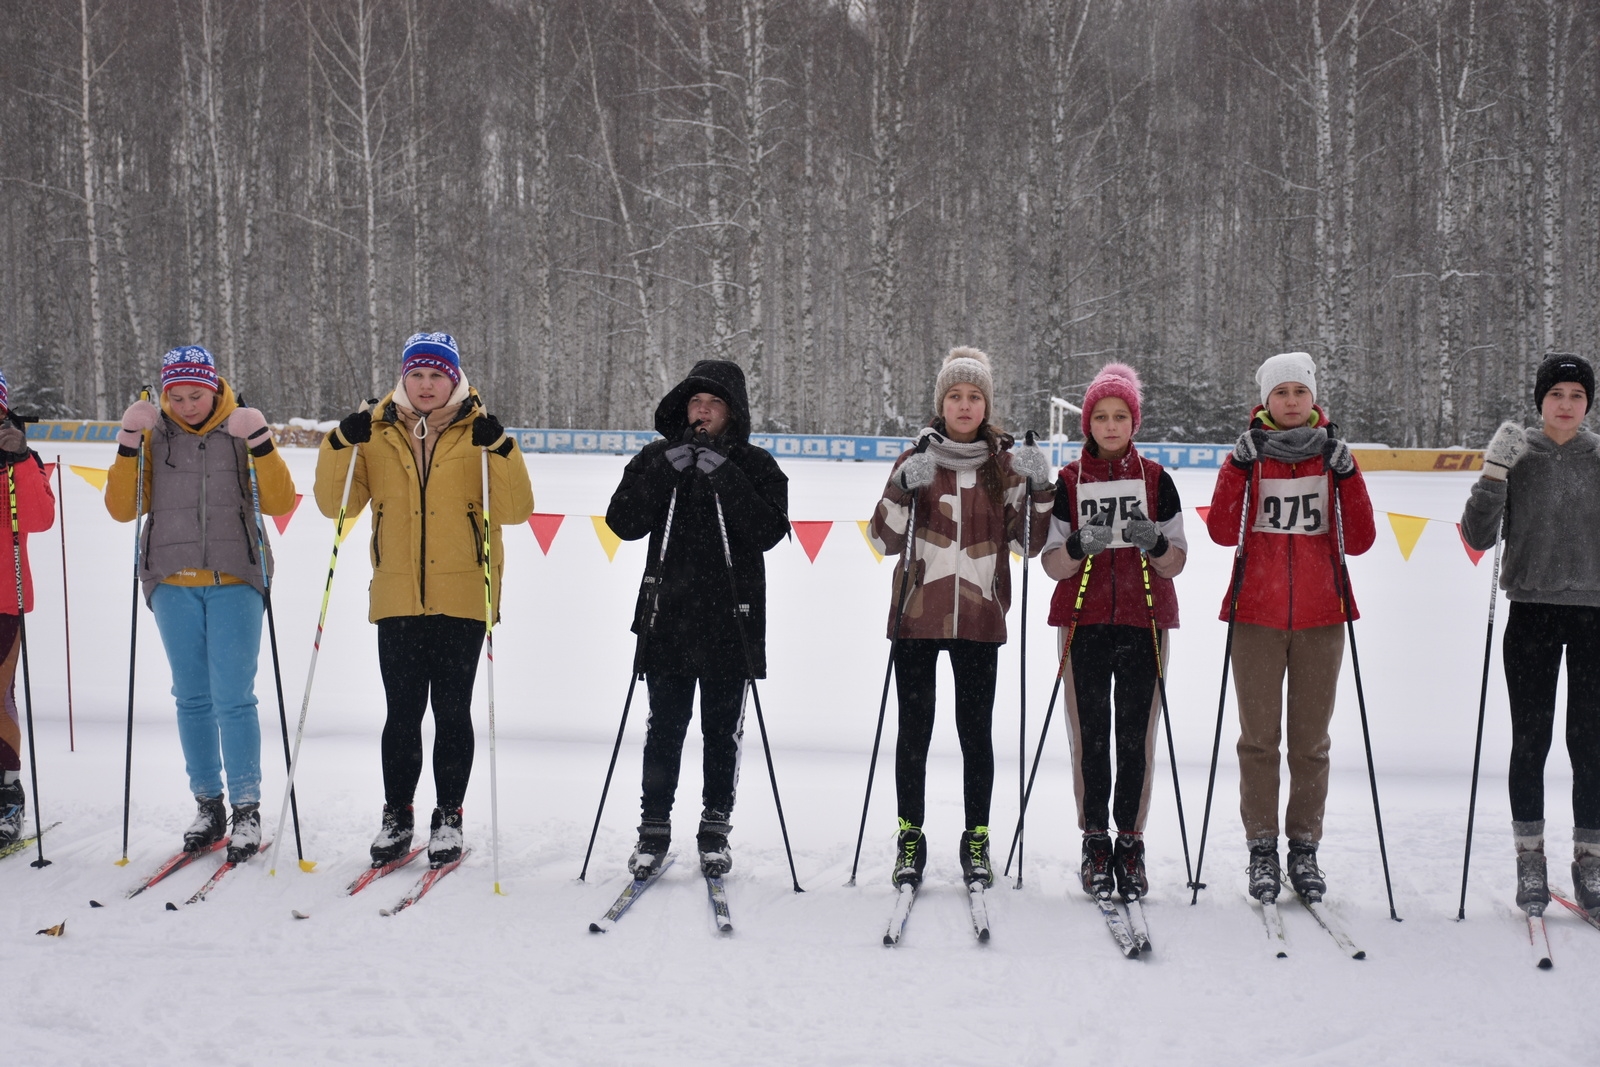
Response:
[70,465,109,491]
[592,516,622,562]
[857,520,884,563]
[1387,512,1429,561]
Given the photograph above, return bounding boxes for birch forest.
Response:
[1,0,1595,447]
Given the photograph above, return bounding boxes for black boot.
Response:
[427,806,464,867]
[629,818,671,879]
[1285,840,1326,901]
[226,804,262,864]
[0,776,24,846]
[183,795,227,853]
[697,810,733,877]
[959,827,994,888]
[370,803,415,866]
[1247,838,1281,903]
[1113,832,1148,901]
[1080,832,1114,898]
[892,820,927,888]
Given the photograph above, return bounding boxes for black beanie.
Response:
[1534,354,1594,413]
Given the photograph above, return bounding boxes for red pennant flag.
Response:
[527,513,565,555]
[1195,505,1211,525]
[40,462,56,480]
[1457,523,1487,566]
[272,494,304,535]
[791,520,833,563]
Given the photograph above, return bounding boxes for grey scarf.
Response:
[920,428,993,472]
[1261,424,1328,464]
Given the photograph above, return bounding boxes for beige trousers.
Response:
[1232,623,1344,843]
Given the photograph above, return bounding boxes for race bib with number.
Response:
[1252,476,1328,535]
[1075,479,1147,548]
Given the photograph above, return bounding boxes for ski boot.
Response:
[1080,831,1114,898]
[891,819,927,888]
[1246,838,1281,903]
[959,827,994,888]
[427,806,464,868]
[697,810,733,877]
[1514,820,1548,914]
[0,775,23,846]
[183,795,228,853]
[628,818,671,879]
[1112,832,1148,901]
[370,803,415,866]
[226,804,261,864]
[1285,840,1326,901]
[1575,830,1600,912]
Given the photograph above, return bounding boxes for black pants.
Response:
[1504,602,1600,828]
[639,673,748,824]
[1067,624,1162,834]
[376,614,483,813]
[894,638,999,830]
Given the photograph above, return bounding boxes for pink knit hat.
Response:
[1081,362,1143,434]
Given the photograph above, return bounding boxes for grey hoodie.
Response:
[1460,428,1600,607]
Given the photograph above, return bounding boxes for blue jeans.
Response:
[150,583,265,805]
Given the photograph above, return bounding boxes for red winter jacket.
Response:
[1206,414,1374,630]
[0,453,57,615]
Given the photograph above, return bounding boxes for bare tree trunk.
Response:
[78,0,108,417]
[1539,0,1574,351]
[739,0,769,426]
[237,0,267,402]
[199,0,239,388]
[529,0,554,425]
[798,34,816,433]
[405,0,430,328]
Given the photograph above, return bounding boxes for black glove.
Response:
[472,413,505,447]
[337,408,372,447]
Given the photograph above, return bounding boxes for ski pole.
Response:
[118,385,152,867]
[712,488,803,893]
[848,432,937,885]
[246,449,306,864]
[480,445,504,895]
[578,480,682,881]
[1016,430,1037,887]
[1331,471,1401,922]
[1004,553,1092,878]
[268,401,372,876]
[1133,516,1193,888]
[8,449,49,868]
[54,455,74,752]
[1189,467,1253,905]
[1456,514,1504,921]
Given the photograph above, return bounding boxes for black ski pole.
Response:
[118,385,152,867]
[578,481,682,882]
[1132,513,1193,887]
[712,489,803,893]
[847,432,936,885]
[1189,468,1253,905]
[1331,472,1401,922]
[1456,514,1504,921]
[1004,555,1092,879]
[1016,430,1037,887]
[7,441,50,868]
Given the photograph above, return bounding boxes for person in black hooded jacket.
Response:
[605,360,790,877]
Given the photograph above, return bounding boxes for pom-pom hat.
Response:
[401,332,462,385]
[160,346,220,393]
[934,347,995,417]
[1256,351,1317,405]
[1081,362,1143,434]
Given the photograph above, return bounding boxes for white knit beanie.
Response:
[934,347,995,417]
[1256,351,1317,404]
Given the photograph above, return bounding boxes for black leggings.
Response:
[639,673,748,824]
[1504,602,1600,828]
[1068,624,1162,833]
[376,614,484,812]
[894,639,999,830]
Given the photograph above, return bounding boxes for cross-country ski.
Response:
[125,838,228,900]
[1550,892,1600,934]
[968,882,990,943]
[882,884,917,946]
[1526,911,1554,970]
[345,845,427,896]
[588,857,674,933]
[169,838,272,908]
[1094,895,1140,958]
[705,875,733,934]
[0,820,57,863]
[380,850,471,917]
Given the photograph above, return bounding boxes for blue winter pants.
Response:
[150,583,264,805]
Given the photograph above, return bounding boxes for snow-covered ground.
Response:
[5,446,1596,1066]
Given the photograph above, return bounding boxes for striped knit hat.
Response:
[401,332,462,384]
[160,346,220,393]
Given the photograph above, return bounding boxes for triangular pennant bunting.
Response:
[1195,505,1211,525]
[528,513,565,555]
[40,462,56,480]
[70,465,108,491]
[857,520,884,563]
[1457,523,1488,566]
[1387,513,1429,561]
[272,494,303,535]
[592,516,622,561]
[791,520,832,563]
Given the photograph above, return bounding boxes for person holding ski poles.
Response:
[316,332,532,868]
[605,360,789,879]
[104,346,294,863]
[1205,351,1374,904]
[1460,353,1600,914]
[0,372,55,847]
[1039,363,1186,901]
[868,347,1053,888]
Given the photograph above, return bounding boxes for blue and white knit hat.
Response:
[160,345,220,393]
[401,332,461,384]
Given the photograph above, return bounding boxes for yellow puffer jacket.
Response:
[314,388,534,623]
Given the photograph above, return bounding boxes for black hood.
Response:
[654,359,752,442]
